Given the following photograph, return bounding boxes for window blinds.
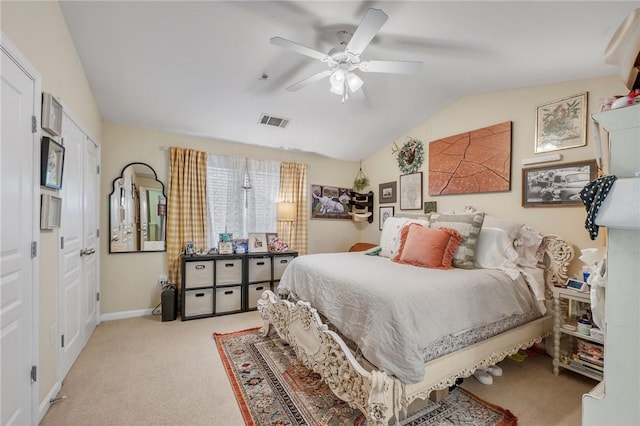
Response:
[206,154,280,249]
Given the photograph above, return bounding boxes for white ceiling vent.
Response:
[259,113,290,129]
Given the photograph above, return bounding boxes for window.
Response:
[206,154,280,249]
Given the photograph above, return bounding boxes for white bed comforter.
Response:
[278,252,539,384]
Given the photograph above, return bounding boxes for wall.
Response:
[360,75,628,277]
[100,122,361,315]
[1,0,102,411]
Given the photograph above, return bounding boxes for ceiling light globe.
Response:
[346,72,363,92]
[330,83,345,95]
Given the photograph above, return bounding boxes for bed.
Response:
[258,211,573,424]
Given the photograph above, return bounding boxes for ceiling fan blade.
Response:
[270,37,329,62]
[359,60,423,74]
[286,69,333,91]
[346,8,388,56]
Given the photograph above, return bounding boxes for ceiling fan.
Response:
[270,8,423,102]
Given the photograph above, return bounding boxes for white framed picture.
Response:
[40,194,62,230]
[400,172,423,210]
[248,232,268,253]
[41,92,63,136]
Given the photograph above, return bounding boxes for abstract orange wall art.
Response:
[428,121,512,195]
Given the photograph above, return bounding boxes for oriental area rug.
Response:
[214,328,517,426]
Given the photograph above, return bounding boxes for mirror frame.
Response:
[108,162,166,253]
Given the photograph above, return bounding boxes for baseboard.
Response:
[38,381,61,424]
[101,308,154,322]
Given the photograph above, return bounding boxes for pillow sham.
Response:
[444,205,524,242]
[475,226,520,271]
[379,216,430,258]
[514,225,544,267]
[482,215,524,241]
[392,224,462,269]
[428,211,485,269]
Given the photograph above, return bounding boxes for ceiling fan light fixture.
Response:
[346,72,363,92]
[329,69,345,88]
[329,81,345,95]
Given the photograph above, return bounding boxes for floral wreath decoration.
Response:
[396,138,424,174]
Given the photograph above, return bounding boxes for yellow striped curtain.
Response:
[278,162,308,255]
[167,147,208,285]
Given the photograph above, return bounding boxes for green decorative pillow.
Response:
[428,212,486,269]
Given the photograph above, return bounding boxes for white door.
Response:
[1,40,39,426]
[59,114,84,378]
[82,136,99,339]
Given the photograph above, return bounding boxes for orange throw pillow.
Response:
[392,223,462,269]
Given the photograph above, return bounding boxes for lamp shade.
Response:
[277,202,296,222]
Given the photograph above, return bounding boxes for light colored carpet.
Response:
[41,311,595,426]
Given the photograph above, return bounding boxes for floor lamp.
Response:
[277,202,296,250]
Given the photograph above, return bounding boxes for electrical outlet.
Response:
[159,274,168,287]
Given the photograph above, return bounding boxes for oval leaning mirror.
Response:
[109,162,166,253]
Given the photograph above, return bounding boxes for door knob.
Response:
[80,248,95,256]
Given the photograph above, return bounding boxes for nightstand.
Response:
[552,286,604,381]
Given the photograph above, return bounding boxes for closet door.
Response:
[58,114,84,378]
[58,114,100,380]
[1,39,39,426]
[83,136,99,339]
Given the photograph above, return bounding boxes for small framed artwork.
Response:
[378,181,397,204]
[185,241,195,255]
[423,201,437,214]
[218,233,233,243]
[232,239,248,254]
[41,93,63,136]
[522,159,597,207]
[40,137,65,190]
[266,233,278,246]
[379,206,394,231]
[248,232,268,253]
[399,172,423,210]
[535,92,587,153]
[218,233,233,254]
[40,194,62,230]
[218,242,233,254]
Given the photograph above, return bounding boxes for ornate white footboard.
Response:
[257,235,573,424]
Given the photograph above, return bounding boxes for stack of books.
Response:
[570,351,604,375]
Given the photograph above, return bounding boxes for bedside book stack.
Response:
[568,337,604,379]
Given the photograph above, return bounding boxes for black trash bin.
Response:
[161,284,177,322]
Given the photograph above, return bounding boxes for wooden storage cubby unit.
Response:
[181,251,297,320]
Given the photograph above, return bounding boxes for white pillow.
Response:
[379,217,430,258]
[475,227,520,273]
[514,225,544,267]
[483,215,524,242]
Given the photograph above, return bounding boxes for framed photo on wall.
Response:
[534,92,587,153]
[379,206,394,231]
[378,181,397,204]
[522,159,597,207]
[40,194,62,230]
[423,201,437,214]
[41,93,63,136]
[310,184,351,220]
[399,172,423,210]
[40,137,65,190]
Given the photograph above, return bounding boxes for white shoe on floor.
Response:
[486,365,503,376]
[473,369,493,385]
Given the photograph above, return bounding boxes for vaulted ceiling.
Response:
[60,1,636,161]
